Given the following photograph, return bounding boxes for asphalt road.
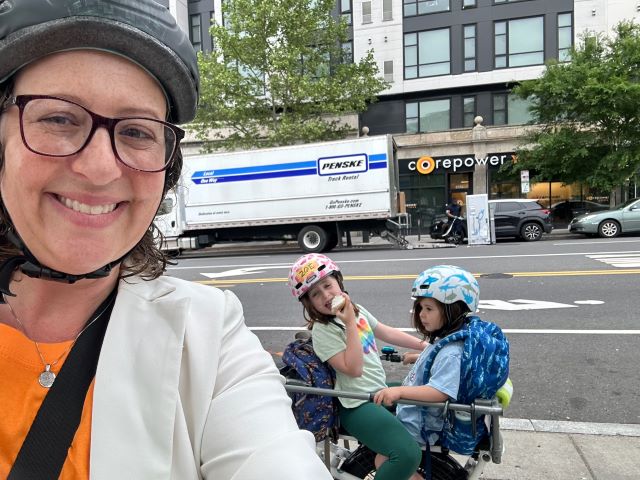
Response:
[166,234,640,426]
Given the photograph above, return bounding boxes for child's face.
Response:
[417,297,445,333]
[307,275,342,315]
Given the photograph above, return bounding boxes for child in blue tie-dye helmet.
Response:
[288,253,429,480]
[373,265,480,478]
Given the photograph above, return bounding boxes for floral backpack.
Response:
[421,316,510,455]
[281,336,339,442]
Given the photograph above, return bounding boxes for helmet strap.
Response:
[0,229,125,301]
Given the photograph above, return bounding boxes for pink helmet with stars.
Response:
[288,254,340,300]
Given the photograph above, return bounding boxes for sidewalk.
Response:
[480,420,640,479]
[183,227,576,257]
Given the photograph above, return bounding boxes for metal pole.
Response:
[284,383,504,415]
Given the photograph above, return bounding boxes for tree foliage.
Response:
[191,0,388,151]
[511,21,640,192]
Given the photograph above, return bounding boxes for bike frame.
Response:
[285,382,504,480]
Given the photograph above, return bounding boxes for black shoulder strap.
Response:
[8,289,117,480]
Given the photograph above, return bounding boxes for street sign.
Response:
[520,169,530,193]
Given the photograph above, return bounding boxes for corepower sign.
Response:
[406,153,516,175]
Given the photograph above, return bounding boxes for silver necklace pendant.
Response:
[38,364,56,388]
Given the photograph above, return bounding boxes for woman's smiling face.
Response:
[0,50,167,274]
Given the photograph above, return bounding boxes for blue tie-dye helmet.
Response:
[411,265,480,313]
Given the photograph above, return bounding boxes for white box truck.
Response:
[155,134,407,253]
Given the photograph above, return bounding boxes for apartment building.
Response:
[166,0,639,221]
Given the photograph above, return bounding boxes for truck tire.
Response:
[323,231,339,252]
[298,225,328,253]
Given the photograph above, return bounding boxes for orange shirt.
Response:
[0,323,93,479]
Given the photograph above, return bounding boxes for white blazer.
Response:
[89,275,330,479]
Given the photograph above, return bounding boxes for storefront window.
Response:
[400,167,446,232]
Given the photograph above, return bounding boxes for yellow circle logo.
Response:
[416,156,435,175]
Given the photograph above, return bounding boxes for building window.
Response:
[463,24,476,72]
[383,0,393,21]
[406,99,451,133]
[404,28,450,79]
[403,0,450,18]
[340,0,352,25]
[495,16,544,68]
[462,0,476,8]
[189,14,202,52]
[463,96,476,127]
[362,1,372,24]
[341,41,353,63]
[493,93,534,125]
[494,0,533,3]
[384,60,394,83]
[558,13,573,62]
[210,11,216,50]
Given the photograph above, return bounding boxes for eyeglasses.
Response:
[4,95,185,173]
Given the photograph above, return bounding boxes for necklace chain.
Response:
[2,293,112,388]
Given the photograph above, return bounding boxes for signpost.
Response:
[520,169,530,194]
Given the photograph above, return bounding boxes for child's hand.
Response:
[334,294,356,325]
[373,386,402,407]
[402,352,420,365]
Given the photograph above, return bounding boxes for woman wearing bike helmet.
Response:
[0,1,328,478]
[289,254,429,480]
[374,265,479,477]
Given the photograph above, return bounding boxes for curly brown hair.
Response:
[299,272,360,330]
[0,82,182,280]
[412,298,470,344]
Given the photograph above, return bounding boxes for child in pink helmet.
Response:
[288,254,428,480]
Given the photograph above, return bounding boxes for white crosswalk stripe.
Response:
[586,253,640,268]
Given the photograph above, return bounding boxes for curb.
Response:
[502,418,640,437]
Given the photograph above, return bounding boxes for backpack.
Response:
[421,316,510,455]
[281,336,339,442]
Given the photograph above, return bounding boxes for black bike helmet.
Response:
[0,0,199,124]
[0,0,199,293]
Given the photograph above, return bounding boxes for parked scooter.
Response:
[430,215,466,245]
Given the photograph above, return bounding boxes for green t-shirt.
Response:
[312,305,387,408]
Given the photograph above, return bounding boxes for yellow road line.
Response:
[197,269,640,286]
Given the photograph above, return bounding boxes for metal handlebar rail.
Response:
[284,381,505,464]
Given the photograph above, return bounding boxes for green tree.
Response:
[192,0,387,151]
[511,21,640,194]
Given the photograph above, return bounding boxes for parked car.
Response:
[430,198,553,242]
[490,199,553,241]
[550,200,609,224]
[569,198,640,238]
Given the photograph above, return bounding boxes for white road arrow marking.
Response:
[200,266,285,279]
[479,299,579,311]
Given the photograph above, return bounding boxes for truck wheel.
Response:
[323,231,339,252]
[298,225,328,253]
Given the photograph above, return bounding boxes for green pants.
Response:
[339,402,421,480]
